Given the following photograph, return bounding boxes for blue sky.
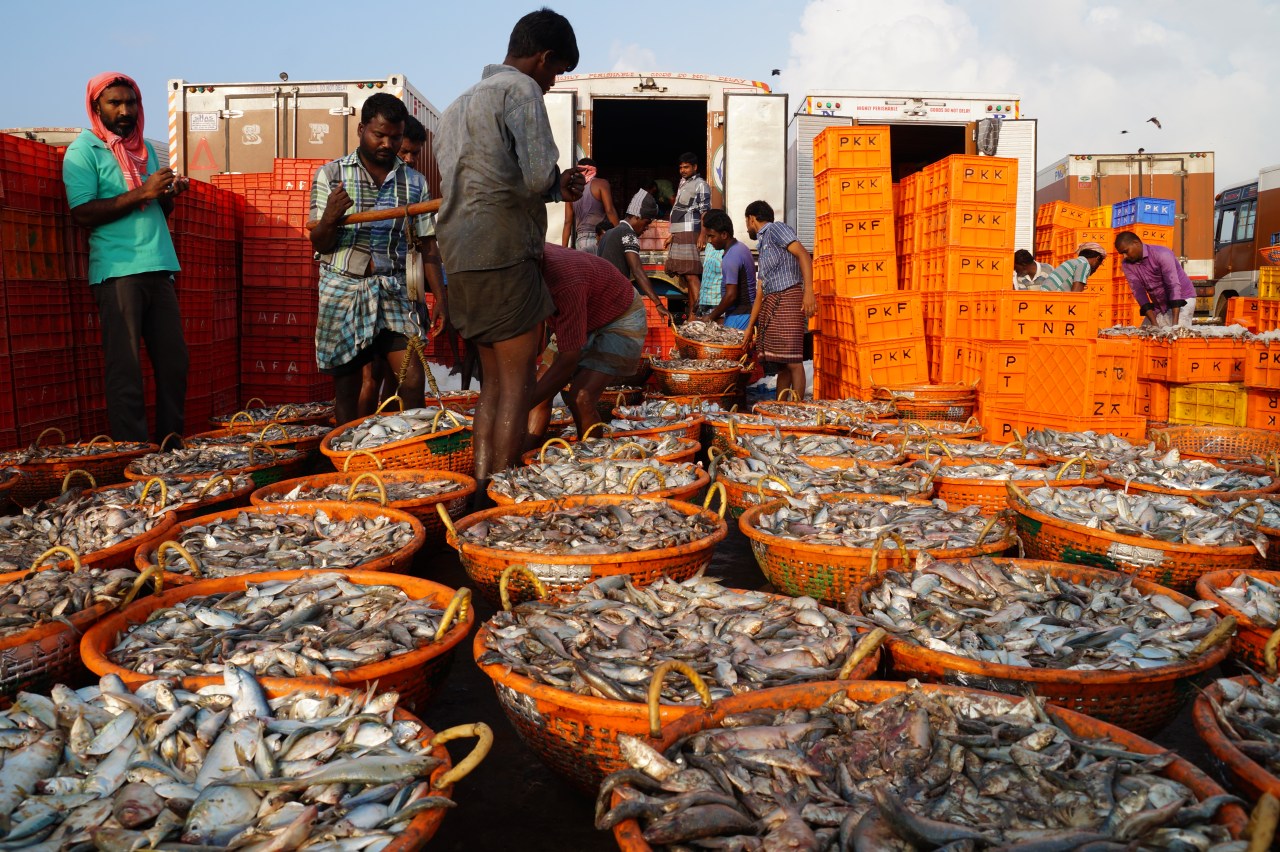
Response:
[4,0,1277,188]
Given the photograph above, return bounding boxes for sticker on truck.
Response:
[189,112,219,132]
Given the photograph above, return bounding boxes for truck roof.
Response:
[801,89,1019,100]
[555,71,770,90]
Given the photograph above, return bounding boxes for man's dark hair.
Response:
[361,93,408,127]
[403,115,427,144]
[745,200,775,222]
[1013,249,1036,266]
[508,8,579,70]
[1079,248,1105,260]
[1114,230,1141,248]
[678,151,700,168]
[703,209,733,236]
[577,157,596,167]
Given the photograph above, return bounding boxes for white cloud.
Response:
[608,42,658,73]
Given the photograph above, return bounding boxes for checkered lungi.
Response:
[756,284,806,365]
[664,231,702,277]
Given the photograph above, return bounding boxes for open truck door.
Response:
[723,92,788,250]
[543,90,578,245]
[992,118,1038,256]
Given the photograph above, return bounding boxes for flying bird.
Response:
[1147,117,1162,129]
[1120,130,1129,134]
[771,69,781,76]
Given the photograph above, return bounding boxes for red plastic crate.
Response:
[241,336,321,386]
[273,159,329,192]
[74,343,105,416]
[211,172,275,193]
[78,407,109,441]
[243,287,318,336]
[243,191,310,241]
[2,210,67,280]
[0,135,65,214]
[11,349,77,426]
[7,280,71,354]
[213,292,238,343]
[17,415,79,446]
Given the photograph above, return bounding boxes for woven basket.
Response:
[1193,674,1280,803]
[739,494,1014,605]
[611,679,1248,851]
[672,326,749,362]
[609,417,705,444]
[320,407,475,476]
[444,493,727,606]
[1099,467,1280,501]
[519,437,700,467]
[1008,484,1261,594]
[904,438,1046,466]
[188,423,326,455]
[851,558,1231,736]
[649,359,748,397]
[125,442,310,489]
[80,569,472,714]
[710,455,935,521]
[211,401,334,430]
[856,417,985,444]
[87,475,252,525]
[874,383,978,423]
[727,435,905,467]
[931,459,1104,516]
[704,415,845,460]
[135,501,426,586]
[595,387,646,423]
[639,390,742,412]
[1152,425,1280,464]
[7,430,159,508]
[1195,568,1280,672]
[487,463,709,507]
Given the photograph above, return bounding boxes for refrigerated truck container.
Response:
[1035,151,1215,283]
[166,74,442,195]
[787,92,1037,252]
[1210,164,1280,315]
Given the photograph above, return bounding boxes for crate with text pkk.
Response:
[1258,299,1280,334]
[918,247,1009,292]
[848,337,929,388]
[815,211,895,257]
[830,253,898,296]
[1246,340,1280,390]
[813,126,890,173]
[814,169,894,213]
[1037,201,1089,229]
[842,292,923,341]
[1114,223,1174,250]
[924,201,1017,250]
[996,291,1101,341]
[1247,389,1280,430]
[1024,338,1138,418]
[1168,338,1245,384]
[1136,380,1170,421]
[922,155,1018,206]
[1112,197,1175,227]
[1169,383,1248,427]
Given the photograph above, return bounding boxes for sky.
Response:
[3,0,1276,189]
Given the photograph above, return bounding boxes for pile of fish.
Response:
[129,445,303,477]
[714,456,930,499]
[816,398,897,419]
[1101,323,1252,340]
[488,460,701,502]
[141,509,416,578]
[860,558,1219,670]
[262,476,465,504]
[0,669,462,851]
[608,415,700,433]
[615,400,726,421]
[460,500,719,555]
[0,565,142,637]
[188,424,331,447]
[855,419,981,440]
[211,400,334,424]
[598,686,1242,849]
[1208,496,1280,530]
[918,460,1091,482]
[736,433,902,464]
[0,440,153,464]
[1012,485,1267,550]
[754,495,1004,550]
[480,574,860,701]
[1205,571,1280,625]
[89,475,254,514]
[749,404,860,428]
[676,321,745,345]
[0,491,168,572]
[534,435,694,463]
[900,438,1042,462]
[547,405,573,424]
[327,407,471,452]
[1023,428,1143,463]
[107,572,448,678]
[1105,449,1273,493]
[650,357,744,372]
[1209,671,1280,779]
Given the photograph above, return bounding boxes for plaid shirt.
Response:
[698,246,725,308]
[1042,256,1092,292]
[669,174,710,234]
[757,221,804,295]
[310,151,434,278]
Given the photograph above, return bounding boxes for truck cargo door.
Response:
[724,92,788,250]
[994,119,1037,256]
[543,90,577,244]
[789,114,849,250]
[222,93,280,178]
[285,91,352,163]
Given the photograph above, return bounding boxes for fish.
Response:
[480,574,862,703]
[1023,428,1158,464]
[713,456,930,501]
[854,418,983,441]
[859,557,1221,670]
[899,438,1043,462]
[87,475,255,513]
[128,445,305,478]
[736,432,902,463]
[756,399,896,421]
[1204,570,1280,626]
[1208,672,1280,779]
[533,435,696,464]
[459,499,719,555]
[328,407,472,452]
[187,424,331,448]
[599,685,1239,849]
[711,406,860,430]
[0,490,168,573]
[106,572,450,678]
[915,460,1092,481]
[614,400,727,423]
[210,401,334,426]
[650,357,744,372]
[674,321,746,346]
[488,459,702,503]
[0,440,153,465]
[1106,448,1272,493]
[263,476,465,504]
[754,493,1006,551]
[0,565,142,638]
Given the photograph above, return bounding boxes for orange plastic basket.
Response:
[486,463,709,507]
[5,430,158,507]
[1193,674,1280,803]
[850,559,1231,735]
[80,569,472,713]
[520,437,700,467]
[873,383,977,423]
[1195,568,1280,672]
[704,415,845,460]
[187,423,327,455]
[1099,467,1280,501]
[739,494,1015,604]
[710,455,933,520]
[90,475,257,524]
[612,680,1247,851]
[903,438,1045,466]
[1008,484,1261,593]
[609,417,705,444]
[210,401,334,429]
[320,408,475,476]
[125,443,310,489]
[1152,425,1280,464]
[135,502,426,586]
[856,417,985,444]
[932,461,1105,516]
[444,493,727,606]
[0,494,178,574]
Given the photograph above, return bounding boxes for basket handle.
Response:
[433,587,472,642]
[61,469,97,493]
[120,564,164,608]
[581,422,611,441]
[346,472,388,506]
[436,502,460,547]
[160,432,184,451]
[137,477,168,508]
[199,473,233,499]
[755,474,793,502]
[1229,500,1267,529]
[540,437,575,464]
[658,401,680,419]
[1188,615,1236,658]
[994,441,1021,460]
[626,466,666,495]
[375,395,404,415]
[429,722,494,791]
[1055,455,1090,481]
[157,540,202,578]
[247,442,278,465]
[609,441,650,460]
[32,545,82,572]
[647,660,713,738]
[228,411,256,429]
[702,481,727,519]
[499,564,548,613]
[869,533,910,575]
[1153,432,1171,451]
[432,408,466,433]
[963,415,981,430]
[921,461,943,493]
[838,627,887,679]
[244,397,266,411]
[903,421,932,437]
[706,446,724,481]
[258,423,289,442]
[342,450,384,472]
[85,434,115,450]
[274,404,299,420]
[1006,480,1029,506]
[35,427,66,448]
[727,416,739,444]
[1246,793,1279,852]
[921,439,952,462]
[1264,625,1280,677]
[614,391,627,407]
[778,387,799,402]
[976,514,1005,546]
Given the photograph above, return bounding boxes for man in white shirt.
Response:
[1012,249,1054,290]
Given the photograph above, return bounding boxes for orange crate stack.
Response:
[1247,389,1280,430]
[1227,296,1260,331]
[1024,338,1138,418]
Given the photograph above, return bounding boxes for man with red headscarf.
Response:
[62,73,189,443]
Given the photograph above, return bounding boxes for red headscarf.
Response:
[85,72,149,192]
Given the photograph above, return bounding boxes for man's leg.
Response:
[685,274,700,313]
[474,324,543,487]
[785,362,806,400]
[566,368,612,438]
[357,362,380,417]
[140,274,189,443]
[93,277,151,442]
[385,345,425,410]
[333,367,364,427]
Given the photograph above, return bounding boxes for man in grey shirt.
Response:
[434,8,584,497]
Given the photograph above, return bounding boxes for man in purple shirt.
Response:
[1115,231,1197,328]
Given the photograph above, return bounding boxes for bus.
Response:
[1212,164,1280,316]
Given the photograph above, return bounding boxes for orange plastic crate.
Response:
[1115,223,1174,249]
[923,201,1017,250]
[841,292,923,341]
[898,253,916,290]
[976,341,1029,397]
[830,253,898,296]
[898,174,917,216]
[1245,340,1280,390]
[977,404,1025,444]
[1024,338,1138,418]
[813,126,890,173]
[814,169,895,214]
[1247,389,1280,430]
[815,211,895,256]
[917,247,1010,292]
[1168,339,1245,384]
[1258,299,1280,334]
[1037,201,1090,229]
[993,292,1101,341]
[1227,296,1260,329]
[921,155,1018,207]
[850,337,930,387]
[1136,380,1171,420]
[899,214,918,256]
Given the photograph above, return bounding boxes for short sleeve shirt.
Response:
[721,240,757,312]
[62,131,179,285]
[542,244,637,352]
[597,221,640,278]
[1042,256,1092,292]
[756,221,804,295]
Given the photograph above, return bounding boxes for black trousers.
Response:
[93,272,189,443]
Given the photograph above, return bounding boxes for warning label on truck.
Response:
[189,112,219,132]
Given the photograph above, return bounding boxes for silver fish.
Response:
[0,490,167,573]
[460,499,719,555]
[754,493,1005,550]
[1106,448,1273,493]
[488,459,702,502]
[674,321,745,346]
[210,401,334,426]
[129,445,305,477]
[328,407,471,452]
[0,566,142,638]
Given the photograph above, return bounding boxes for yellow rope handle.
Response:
[728,417,739,444]
[499,564,548,612]
[244,398,266,411]
[137,477,169,508]
[540,437,575,464]
[342,450,384,472]
[976,514,1006,546]
[702,481,727,519]
[121,564,164,607]
[258,423,289,442]
[274,404,299,420]
[647,660,713,738]
[581,422,611,441]
[246,442,279,465]
[778,388,800,402]
[157,540,202,578]
[436,502,460,546]
[345,472,388,506]
[1006,481,1029,506]
[963,415,982,430]
[229,411,257,429]
[1055,455,1090,481]
[160,432,184,451]
[85,434,116,449]
[1192,615,1237,658]
[1264,625,1280,677]
[869,533,910,575]
[921,439,953,462]
[430,408,466,433]
[838,627,887,679]
[33,545,82,572]
[61,469,96,493]
[433,587,472,642]
[994,440,1022,460]
[374,395,404,415]
[608,441,651,460]
[35,427,66,447]
[1247,793,1279,852]
[754,474,794,502]
[199,473,234,499]
[1229,500,1267,529]
[626,466,667,495]
[429,722,494,791]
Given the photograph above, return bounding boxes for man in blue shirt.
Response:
[745,200,814,399]
[699,209,756,328]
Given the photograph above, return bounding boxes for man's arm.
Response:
[625,253,671,320]
[422,236,447,336]
[598,179,620,227]
[561,202,575,247]
[67,159,177,229]
[309,167,352,254]
[530,349,582,409]
[788,241,816,317]
[705,283,736,323]
[509,96,582,202]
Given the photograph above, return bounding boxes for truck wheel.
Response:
[1215,291,1237,323]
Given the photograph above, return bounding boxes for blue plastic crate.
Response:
[1112,197,1176,227]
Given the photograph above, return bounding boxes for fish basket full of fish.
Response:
[923,457,1105,516]
[728,433,907,469]
[739,494,1016,605]
[1099,448,1280,501]
[1152,425,1280,466]
[210,399,335,429]
[754,397,897,422]
[320,404,475,476]
[872,382,978,423]
[0,430,159,507]
[641,389,742,413]
[672,320,750,362]
[473,572,882,794]
[79,569,474,713]
[902,436,1046,465]
[604,680,1248,851]
[124,442,310,489]
[703,414,846,460]
[90,474,258,523]
[854,416,986,444]
[443,493,728,605]
[1192,672,1280,804]
[850,557,1234,736]
[187,422,332,456]
[595,386,646,422]
[1207,496,1280,572]
[1195,568,1280,672]
[134,502,426,586]
[250,469,477,546]
[486,459,710,506]
[1007,483,1265,594]
[520,435,701,467]
[648,357,750,398]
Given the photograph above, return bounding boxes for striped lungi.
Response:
[664,231,703,277]
[757,284,806,365]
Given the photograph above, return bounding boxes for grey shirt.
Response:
[435,64,562,272]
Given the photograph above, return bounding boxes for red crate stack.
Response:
[272,158,329,193]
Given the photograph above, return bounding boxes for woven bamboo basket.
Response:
[1153,425,1280,465]
[856,416,985,444]
[444,491,727,606]
[320,401,474,476]
[850,558,1232,735]
[903,437,1046,466]
[595,386,646,422]
[1193,673,1280,803]
[612,680,1248,851]
[608,417,705,444]
[6,430,158,507]
[89,474,254,524]
[649,357,750,397]
[1008,482,1261,594]
[520,436,700,467]
[487,462,709,507]
[672,324,749,362]
[929,457,1105,516]
[1099,465,1280,501]
[211,400,334,429]
[873,382,978,423]
[188,422,327,455]
[80,569,472,713]
[125,442,309,489]
[1196,568,1280,672]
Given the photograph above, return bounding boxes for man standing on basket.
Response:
[664,152,711,306]
[745,200,815,400]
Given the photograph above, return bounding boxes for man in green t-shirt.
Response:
[62,72,189,443]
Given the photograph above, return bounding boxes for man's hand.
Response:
[802,290,817,318]
[322,183,354,224]
[663,235,672,249]
[429,303,447,338]
[651,299,671,322]
[560,167,585,203]
[169,175,191,197]
[141,168,177,201]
